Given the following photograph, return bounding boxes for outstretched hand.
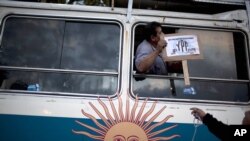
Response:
[190,107,206,121]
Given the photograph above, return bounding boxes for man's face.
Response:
[152,27,164,43]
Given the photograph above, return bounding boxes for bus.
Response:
[0,0,249,141]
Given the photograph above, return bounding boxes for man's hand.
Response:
[156,39,167,53]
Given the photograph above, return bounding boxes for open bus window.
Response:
[0,16,121,96]
[133,24,183,76]
[132,24,249,102]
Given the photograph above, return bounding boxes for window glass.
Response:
[133,78,249,102]
[0,70,117,95]
[0,17,121,96]
[177,29,238,79]
[133,24,249,102]
[61,22,120,71]
[0,17,64,68]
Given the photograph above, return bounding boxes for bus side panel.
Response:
[0,114,219,141]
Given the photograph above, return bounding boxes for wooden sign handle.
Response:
[182,60,190,85]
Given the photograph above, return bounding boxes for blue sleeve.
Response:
[135,42,153,71]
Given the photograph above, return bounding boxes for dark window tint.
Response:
[177,29,240,79]
[133,78,249,102]
[0,17,64,68]
[0,17,121,96]
[0,70,117,95]
[61,22,120,71]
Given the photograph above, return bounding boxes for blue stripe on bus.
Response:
[0,114,219,141]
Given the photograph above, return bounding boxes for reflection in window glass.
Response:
[177,29,238,79]
[0,70,117,95]
[62,22,120,71]
[0,17,121,96]
[0,17,64,68]
[133,78,172,98]
[133,78,249,102]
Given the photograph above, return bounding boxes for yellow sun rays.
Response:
[72,93,180,141]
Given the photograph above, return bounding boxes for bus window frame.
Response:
[0,14,124,98]
[130,22,250,104]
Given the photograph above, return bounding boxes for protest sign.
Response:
[161,34,203,93]
[162,34,203,61]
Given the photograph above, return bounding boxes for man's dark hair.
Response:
[144,21,162,41]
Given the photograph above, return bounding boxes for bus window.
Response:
[62,22,120,72]
[132,24,249,102]
[0,16,121,96]
[0,17,63,68]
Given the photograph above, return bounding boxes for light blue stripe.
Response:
[0,114,219,141]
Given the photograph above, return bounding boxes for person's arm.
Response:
[191,108,229,141]
[203,114,229,141]
[136,39,166,73]
[136,49,161,73]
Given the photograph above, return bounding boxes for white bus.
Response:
[0,0,249,141]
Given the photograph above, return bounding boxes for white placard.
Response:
[165,35,200,57]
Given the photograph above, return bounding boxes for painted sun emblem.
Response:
[72,93,180,141]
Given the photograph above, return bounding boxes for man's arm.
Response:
[136,49,161,73]
[136,39,166,73]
